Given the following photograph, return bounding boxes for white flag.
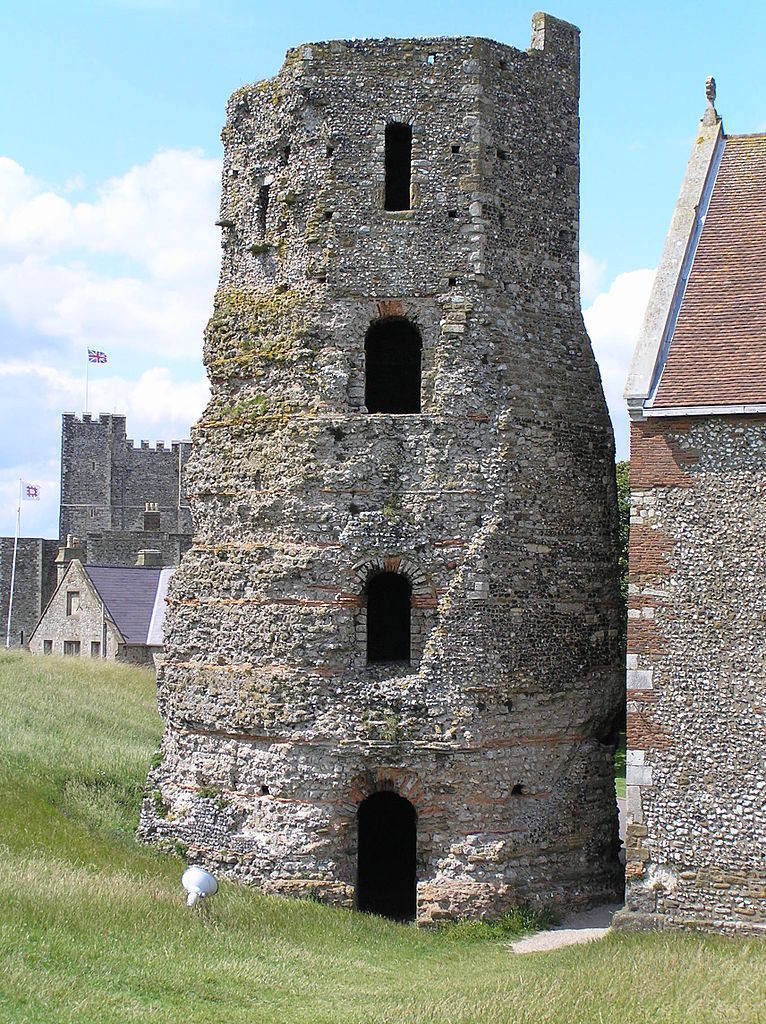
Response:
[22,482,40,501]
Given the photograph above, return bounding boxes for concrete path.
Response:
[511,902,623,954]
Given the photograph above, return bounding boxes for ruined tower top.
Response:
[211,13,584,348]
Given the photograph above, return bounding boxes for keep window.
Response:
[384,123,412,211]
[63,640,80,657]
[365,318,422,414]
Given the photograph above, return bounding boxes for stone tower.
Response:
[139,12,623,923]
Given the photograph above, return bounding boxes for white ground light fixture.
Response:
[182,865,218,907]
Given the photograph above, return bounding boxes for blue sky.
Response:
[2,0,765,537]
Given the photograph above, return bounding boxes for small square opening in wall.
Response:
[324,210,333,220]
[448,277,457,287]
[497,149,508,161]
[326,145,334,158]
[448,210,457,219]
[451,145,460,154]
[427,53,435,65]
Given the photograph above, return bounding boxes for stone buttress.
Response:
[138,12,624,922]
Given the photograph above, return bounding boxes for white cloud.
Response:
[0,359,208,439]
[579,250,607,305]
[0,149,219,537]
[0,151,221,360]
[584,268,655,462]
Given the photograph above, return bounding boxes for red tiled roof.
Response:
[653,133,766,408]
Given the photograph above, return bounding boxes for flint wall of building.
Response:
[618,415,766,934]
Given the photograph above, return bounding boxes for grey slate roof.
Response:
[84,566,164,644]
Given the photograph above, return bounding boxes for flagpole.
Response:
[5,479,21,649]
[85,354,89,414]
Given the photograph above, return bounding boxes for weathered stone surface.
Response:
[138,14,624,922]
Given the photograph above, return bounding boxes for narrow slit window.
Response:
[384,123,412,211]
[257,185,270,237]
[366,572,412,664]
[365,317,422,414]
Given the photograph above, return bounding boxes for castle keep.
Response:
[59,412,192,567]
[139,13,624,922]
[1,413,191,648]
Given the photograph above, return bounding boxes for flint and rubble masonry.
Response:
[620,417,766,934]
[138,13,624,923]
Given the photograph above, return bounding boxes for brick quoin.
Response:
[628,525,674,585]
[629,420,698,489]
[627,699,671,751]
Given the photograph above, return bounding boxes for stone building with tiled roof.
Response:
[29,557,174,665]
[618,82,766,934]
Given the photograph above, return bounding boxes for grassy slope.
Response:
[0,652,763,1024]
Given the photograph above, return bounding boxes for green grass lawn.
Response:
[615,731,626,799]
[0,651,763,1024]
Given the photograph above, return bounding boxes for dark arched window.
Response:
[366,572,411,663]
[357,791,417,920]
[365,318,422,414]
[384,122,412,211]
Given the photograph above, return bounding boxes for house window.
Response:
[365,318,422,414]
[66,591,80,615]
[366,572,412,663]
[43,640,52,654]
[63,641,80,657]
[91,641,101,658]
[384,123,412,211]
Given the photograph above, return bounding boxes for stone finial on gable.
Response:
[703,75,719,126]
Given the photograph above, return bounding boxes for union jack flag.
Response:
[88,349,107,363]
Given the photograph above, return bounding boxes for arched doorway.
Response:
[365,572,411,664]
[356,791,417,921]
[364,317,422,414]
